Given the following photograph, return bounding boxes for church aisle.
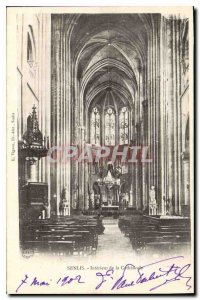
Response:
[96,218,136,259]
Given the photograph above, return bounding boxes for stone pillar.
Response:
[147,27,154,209]
[135,122,142,210]
[142,99,148,210]
[129,184,133,207]
[51,15,61,215]
[182,152,190,206]
[160,17,183,215]
[51,15,75,215]
[42,14,51,219]
[160,17,166,215]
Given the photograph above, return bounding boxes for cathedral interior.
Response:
[17,13,191,255]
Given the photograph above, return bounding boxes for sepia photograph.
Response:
[6,5,194,294]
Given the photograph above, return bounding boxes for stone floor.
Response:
[96,218,136,259]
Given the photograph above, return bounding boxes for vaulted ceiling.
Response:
[69,14,155,112]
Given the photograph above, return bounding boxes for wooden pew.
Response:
[118,214,191,254]
[21,215,100,256]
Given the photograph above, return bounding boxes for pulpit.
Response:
[18,105,49,221]
[21,182,48,220]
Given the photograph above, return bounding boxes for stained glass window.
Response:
[90,106,128,146]
[119,107,129,144]
[90,107,100,145]
[105,108,115,145]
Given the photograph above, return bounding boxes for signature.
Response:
[95,256,192,292]
[15,256,192,293]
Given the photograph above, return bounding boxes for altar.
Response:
[90,162,130,209]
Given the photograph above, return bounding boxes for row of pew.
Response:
[20,215,104,256]
[119,214,191,254]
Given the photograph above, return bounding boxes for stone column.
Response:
[129,184,133,207]
[161,17,183,215]
[147,29,154,209]
[182,152,190,206]
[142,99,148,210]
[51,15,76,215]
[160,16,166,215]
[166,18,175,215]
[43,14,51,218]
[134,122,140,210]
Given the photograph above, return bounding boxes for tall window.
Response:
[27,33,33,62]
[90,107,100,145]
[119,107,129,144]
[105,108,115,145]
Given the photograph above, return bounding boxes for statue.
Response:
[166,197,170,215]
[60,187,70,216]
[149,186,157,215]
[72,183,78,210]
[43,199,49,219]
[93,181,101,209]
[93,181,101,194]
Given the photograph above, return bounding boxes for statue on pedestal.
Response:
[149,186,157,215]
[72,183,78,210]
[94,194,101,209]
[93,181,101,209]
[166,197,170,215]
[60,187,70,216]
